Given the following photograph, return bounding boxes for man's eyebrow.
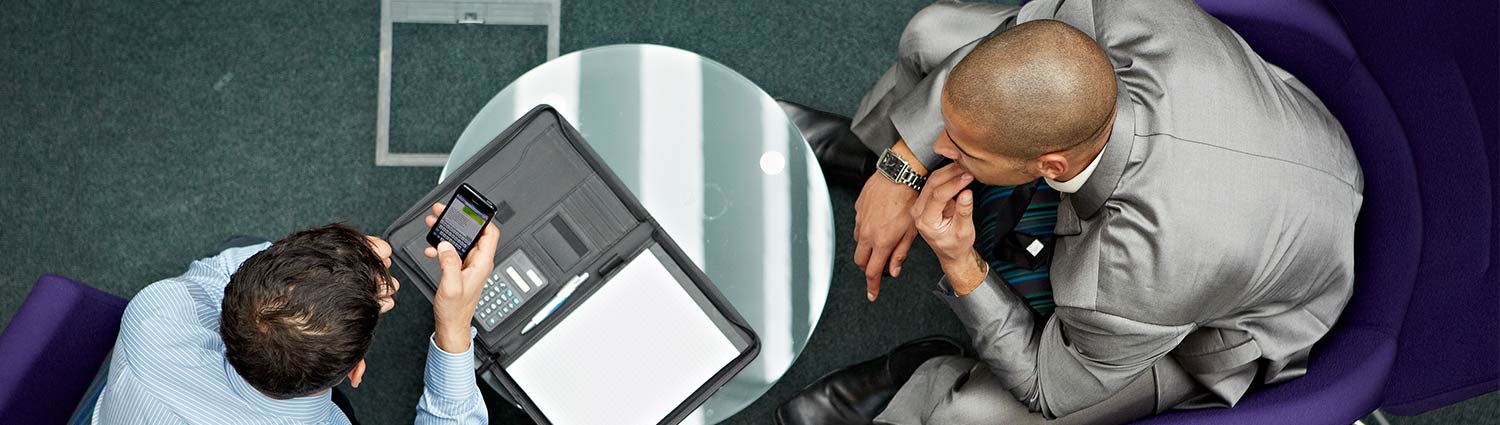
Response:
[945,128,978,159]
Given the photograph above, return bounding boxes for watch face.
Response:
[878,150,904,177]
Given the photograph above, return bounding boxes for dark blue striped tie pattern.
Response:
[972,179,1059,317]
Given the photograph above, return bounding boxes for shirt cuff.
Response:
[424,328,479,401]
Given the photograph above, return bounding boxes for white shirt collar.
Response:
[1044,143,1106,193]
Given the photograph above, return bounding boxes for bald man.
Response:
[782,0,1363,423]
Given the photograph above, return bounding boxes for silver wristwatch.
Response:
[877,148,927,191]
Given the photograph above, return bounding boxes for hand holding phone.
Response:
[427,183,499,260]
[422,183,502,353]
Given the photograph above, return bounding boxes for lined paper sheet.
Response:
[506,250,740,425]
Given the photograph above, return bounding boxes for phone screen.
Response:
[428,184,497,259]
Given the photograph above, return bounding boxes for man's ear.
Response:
[347,359,367,389]
[1036,152,1071,180]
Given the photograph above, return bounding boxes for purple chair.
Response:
[1134,0,1498,423]
[1329,0,1499,415]
[0,275,127,424]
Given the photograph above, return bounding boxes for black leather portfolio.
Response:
[383,105,760,424]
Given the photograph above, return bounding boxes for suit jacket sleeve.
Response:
[937,274,1195,419]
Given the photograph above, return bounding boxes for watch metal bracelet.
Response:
[878,148,927,192]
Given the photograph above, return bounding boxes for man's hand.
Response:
[910,164,987,296]
[854,141,926,302]
[365,236,401,314]
[421,202,501,354]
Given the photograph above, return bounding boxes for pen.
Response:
[520,272,590,335]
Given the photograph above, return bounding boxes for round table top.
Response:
[441,44,835,423]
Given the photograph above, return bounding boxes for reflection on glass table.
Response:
[440,44,835,423]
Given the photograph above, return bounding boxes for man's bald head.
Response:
[942,20,1116,159]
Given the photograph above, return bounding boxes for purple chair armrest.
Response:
[0,275,128,424]
[1136,327,1396,425]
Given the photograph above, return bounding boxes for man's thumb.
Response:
[436,241,463,275]
[957,189,974,218]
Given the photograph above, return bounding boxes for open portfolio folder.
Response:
[384,105,760,424]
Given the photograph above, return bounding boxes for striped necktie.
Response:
[971,179,1059,317]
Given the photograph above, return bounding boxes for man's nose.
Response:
[936,148,958,160]
[933,131,958,159]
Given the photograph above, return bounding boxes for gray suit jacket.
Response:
[893,0,1365,419]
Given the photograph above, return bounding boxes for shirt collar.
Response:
[1044,143,1105,193]
[224,359,340,423]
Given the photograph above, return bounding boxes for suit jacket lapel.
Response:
[1055,195,1084,236]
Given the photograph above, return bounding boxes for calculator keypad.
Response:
[474,250,548,331]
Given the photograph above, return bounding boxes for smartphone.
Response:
[427,183,498,260]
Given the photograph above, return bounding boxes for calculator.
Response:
[476,250,548,330]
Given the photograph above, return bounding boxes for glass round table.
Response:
[439,44,835,423]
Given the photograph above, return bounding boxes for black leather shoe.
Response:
[777,100,878,188]
[775,336,967,425]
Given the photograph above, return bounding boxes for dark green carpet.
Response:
[1,0,1493,424]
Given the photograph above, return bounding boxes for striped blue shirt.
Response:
[93,243,487,424]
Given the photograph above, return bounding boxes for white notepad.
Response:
[506,249,740,425]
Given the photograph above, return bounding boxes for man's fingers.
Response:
[424,246,438,258]
[932,170,973,202]
[912,164,965,218]
[854,239,872,268]
[922,164,964,195]
[378,296,396,315]
[889,228,916,277]
[920,186,952,226]
[365,236,393,267]
[865,245,891,302]
[919,164,965,201]
[864,243,894,301]
[852,217,861,242]
[464,222,502,269]
[921,171,973,224]
[424,202,446,230]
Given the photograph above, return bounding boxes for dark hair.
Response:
[221,224,392,399]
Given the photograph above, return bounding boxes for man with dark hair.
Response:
[219,224,396,400]
[780,0,1361,424]
[96,203,496,424]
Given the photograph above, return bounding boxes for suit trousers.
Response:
[874,354,1205,425]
